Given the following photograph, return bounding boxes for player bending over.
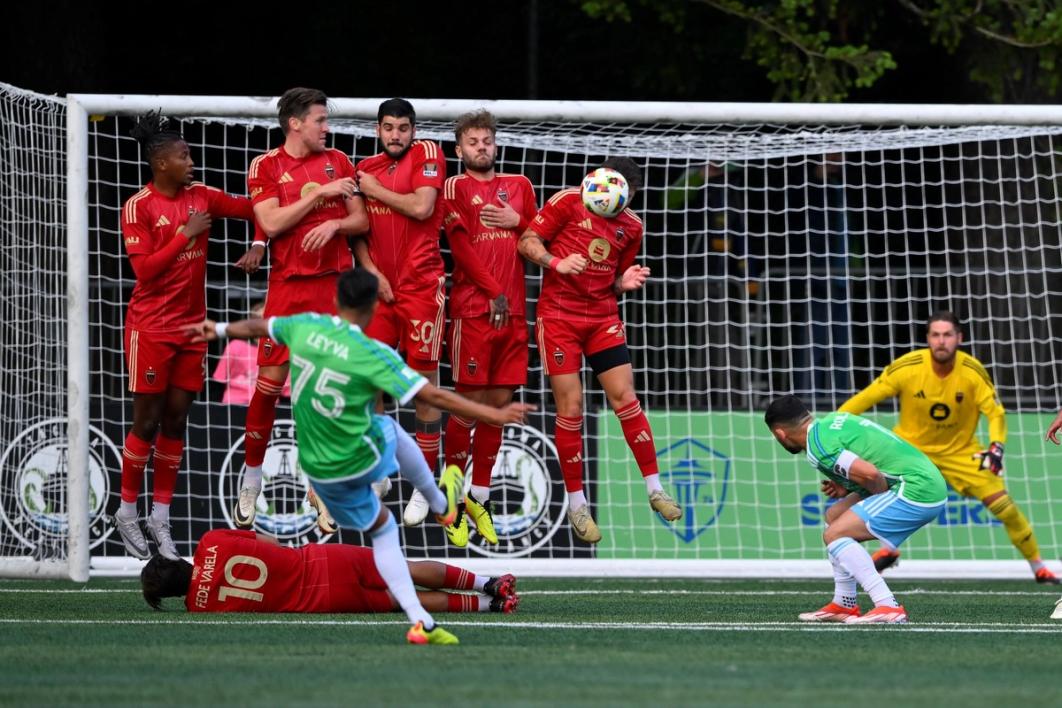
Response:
[140,528,518,615]
[191,267,533,644]
[1045,409,1062,619]
[765,395,948,624]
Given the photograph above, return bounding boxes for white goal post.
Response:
[2,82,1060,580]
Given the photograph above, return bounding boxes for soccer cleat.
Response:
[434,464,464,528]
[232,485,260,529]
[1034,567,1061,585]
[306,486,337,534]
[443,505,469,548]
[845,605,908,624]
[406,621,459,645]
[403,489,431,527]
[1052,597,1062,620]
[145,516,180,561]
[872,548,901,572]
[111,513,151,560]
[371,476,393,500]
[567,504,602,544]
[798,602,861,622]
[649,490,682,522]
[484,573,517,600]
[490,591,520,614]
[464,495,498,544]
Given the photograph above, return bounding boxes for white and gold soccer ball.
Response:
[580,167,629,218]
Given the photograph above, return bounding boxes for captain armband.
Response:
[832,450,860,479]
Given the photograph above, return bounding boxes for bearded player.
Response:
[437,110,538,547]
[113,111,255,561]
[840,311,1059,584]
[233,87,369,529]
[517,157,681,544]
[352,98,448,526]
[140,528,519,615]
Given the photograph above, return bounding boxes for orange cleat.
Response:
[845,605,908,624]
[1034,567,1061,585]
[871,548,901,573]
[798,602,861,622]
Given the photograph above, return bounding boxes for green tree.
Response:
[580,0,1062,102]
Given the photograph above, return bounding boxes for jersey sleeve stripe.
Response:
[123,189,150,223]
[885,353,924,375]
[809,426,839,465]
[622,209,643,224]
[547,188,579,206]
[961,359,995,387]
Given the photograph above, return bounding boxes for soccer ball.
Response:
[581,168,629,218]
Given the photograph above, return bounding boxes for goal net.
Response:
[3,83,1061,578]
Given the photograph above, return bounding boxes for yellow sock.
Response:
[986,495,1040,562]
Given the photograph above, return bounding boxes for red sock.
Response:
[152,434,184,505]
[615,400,658,476]
[120,432,153,503]
[444,415,475,469]
[244,374,284,467]
[446,593,479,613]
[555,415,585,493]
[471,423,502,489]
[416,427,441,474]
[443,563,476,590]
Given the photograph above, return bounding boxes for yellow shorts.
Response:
[928,449,1006,501]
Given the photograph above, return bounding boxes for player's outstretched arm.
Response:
[416,383,535,427]
[517,229,587,274]
[1047,409,1062,445]
[187,317,270,343]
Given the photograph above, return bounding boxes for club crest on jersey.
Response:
[0,419,117,554]
[461,423,568,557]
[615,227,626,241]
[956,392,964,403]
[387,163,398,174]
[497,189,509,202]
[422,163,438,178]
[217,419,329,545]
[466,358,478,376]
[324,163,335,179]
[657,438,731,542]
[553,349,565,366]
[144,367,156,385]
[263,339,273,357]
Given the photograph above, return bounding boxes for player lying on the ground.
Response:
[765,395,948,624]
[140,528,518,614]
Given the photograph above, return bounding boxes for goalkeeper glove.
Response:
[973,442,1005,475]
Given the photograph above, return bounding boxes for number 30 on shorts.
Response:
[409,319,435,344]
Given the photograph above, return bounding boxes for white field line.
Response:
[0,588,1056,597]
[0,617,1058,634]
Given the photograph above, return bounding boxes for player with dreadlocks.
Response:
[113,111,256,561]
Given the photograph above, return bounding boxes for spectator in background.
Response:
[212,301,290,405]
[664,161,760,408]
[788,153,853,403]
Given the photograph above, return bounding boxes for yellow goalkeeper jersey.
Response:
[839,349,1006,457]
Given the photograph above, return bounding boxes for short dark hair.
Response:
[377,98,416,125]
[764,395,812,428]
[454,109,497,143]
[140,555,193,610]
[927,310,963,334]
[601,156,644,192]
[277,87,328,133]
[129,110,183,163]
[337,267,379,311]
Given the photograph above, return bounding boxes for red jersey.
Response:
[355,140,446,293]
[532,189,644,322]
[247,147,355,282]
[121,182,253,332]
[185,529,385,613]
[441,173,536,318]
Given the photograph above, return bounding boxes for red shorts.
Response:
[449,315,528,388]
[325,545,393,613]
[258,274,340,367]
[535,316,627,376]
[364,276,445,371]
[124,328,206,394]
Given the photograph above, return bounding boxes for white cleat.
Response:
[1051,597,1062,620]
[145,516,180,560]
[111,513,151,560]
[403,488,431,526]
[306,486,338,534]
[371,476,393,500]
[232,485,260,529]
[845,605,908,624]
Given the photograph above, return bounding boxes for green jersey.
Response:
[805,412,947,505]
[268,313,427,481]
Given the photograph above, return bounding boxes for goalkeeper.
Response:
[140,528,518,615]
[839,311,1058,584]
